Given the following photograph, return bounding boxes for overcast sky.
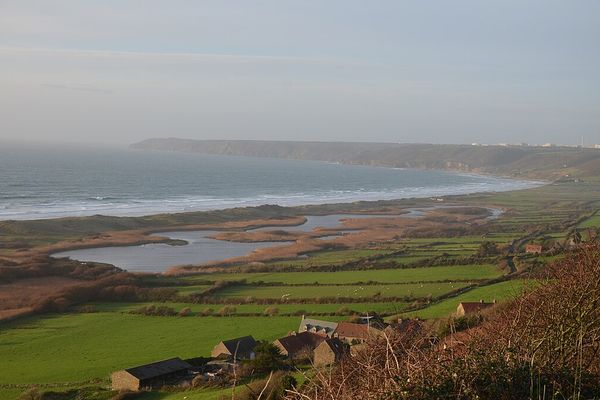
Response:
[1,1,599,146]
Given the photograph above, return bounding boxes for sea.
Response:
[0,143,540,221]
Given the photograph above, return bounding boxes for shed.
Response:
[111,357,192,391]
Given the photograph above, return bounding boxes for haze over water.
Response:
[0,144,538,221]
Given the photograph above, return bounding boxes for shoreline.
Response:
[1,176,555,272]
[0,165,544,222]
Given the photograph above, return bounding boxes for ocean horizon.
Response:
[0,143,541,221]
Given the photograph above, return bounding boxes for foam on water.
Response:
[0,143,542,220]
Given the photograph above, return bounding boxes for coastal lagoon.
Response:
[52,230,289,273]
[52,210,502,272]
[51,214,379,272]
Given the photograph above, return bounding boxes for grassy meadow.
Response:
[192,263,502,285]
[212,282,470,299]
[0,313,298,385]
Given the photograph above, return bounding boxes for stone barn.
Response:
[111,357,192,391]
[313,338,348,367]
[456,300,495,316]
[273,331,325,360]
[211,335,257,360]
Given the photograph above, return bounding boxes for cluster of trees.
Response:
[30,275,181,314]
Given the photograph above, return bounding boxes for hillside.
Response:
[131,138,600,180]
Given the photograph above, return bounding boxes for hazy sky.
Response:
[1,1,599,145]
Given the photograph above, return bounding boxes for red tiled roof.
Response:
[334,322,378,340]
[525,244,543,252]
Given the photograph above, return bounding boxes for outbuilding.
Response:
[211,335,257,360]
[273,331,325,359]
[456,300,495,316]
[111,357,192,391]
[313,338,348,367]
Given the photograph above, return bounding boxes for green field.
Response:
[174,285,212,295]
[190,264,502,285]
[267,249,394,267]
[213,282,469,299]
[579,215,600,228]
[0,313,298,385]
[404,280,528,319]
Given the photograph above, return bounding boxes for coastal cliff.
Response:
[131,138,600,179]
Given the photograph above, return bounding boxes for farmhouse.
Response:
[313,338,349,367]
[211,335,257,360]
[456,300,495,316]
[111,357,192,391]
[334,321,381,344]
[273,331,325,359]
[298,316,338,337]
[525,244,543,254]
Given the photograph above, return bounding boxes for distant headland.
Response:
[131,138,600,180]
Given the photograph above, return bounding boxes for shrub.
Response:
[263,306,280,316]
[130,305,177,316]
[218,305,237,316]
[77,305,97,313]
[200,307,214,316]
[236,372,293,400]
[249,342,286,373]
[18,388,42,400]
[477,241,499,257]
[178,307,192,317]
[335,307,351,316]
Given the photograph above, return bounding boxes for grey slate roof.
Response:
[221,335,257,356]
[299,317,338,336]
[125,357,192,381]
